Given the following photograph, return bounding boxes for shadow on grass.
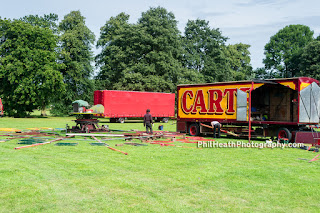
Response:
[28,115,49,118]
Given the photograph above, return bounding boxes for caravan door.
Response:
[236,89,248,121]
[299,82,320,123]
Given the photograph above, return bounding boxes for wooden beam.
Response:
[66,133,125,137]
[91,136,128,155]
[200,123,239,137]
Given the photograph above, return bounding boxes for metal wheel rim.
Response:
[278,130,287,139]
[190,126,197,135]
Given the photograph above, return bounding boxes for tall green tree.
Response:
[53,10,95,115]
[182,19,229,82]
[252,67,270,80]
[263,24,314,78]
[20,13,59,33]
[0,19,65,117]
[225,43,253,80]
[19,13,60,116]
[300,40,320,79]
[96,7,197,92]
[96,12,132,89]
[137,7,196,91]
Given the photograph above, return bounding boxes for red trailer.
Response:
[176,77,320,144]
[94,90,175,123]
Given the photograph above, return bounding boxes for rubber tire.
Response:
[277,127,292,141]
[188,123,200,136]
[162,117,169,123]
[118,118,125,123]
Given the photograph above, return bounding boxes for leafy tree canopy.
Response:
[225,43,253,81]
[183,19,233,82]
[20,13,59,33]
[263,24,314,78]
[51,10,95,115]
[0,19,65,117]
[96,7,199,92]
[300,40,320,80]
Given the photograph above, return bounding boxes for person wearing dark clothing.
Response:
[211,121,221,138]
[144,109,153,134]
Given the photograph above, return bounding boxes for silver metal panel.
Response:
[310,82,320,123]
[299,84,311,123]
[236,89,248,121]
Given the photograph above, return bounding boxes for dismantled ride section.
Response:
[67,100,108,133]
[7,127,204,155]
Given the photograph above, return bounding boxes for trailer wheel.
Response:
[277,127,292,141]
[118,118,125,123]
[188,123,200,136]
[162,117,169,123]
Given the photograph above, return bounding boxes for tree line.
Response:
[0,7,319,117]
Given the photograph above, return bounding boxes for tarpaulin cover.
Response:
[72,100,89,107]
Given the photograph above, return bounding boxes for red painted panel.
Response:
[94,90,175,118]
[298,77,319,86]
[93,91,103,105]
[176,121,186,132]
[295,131,320,144]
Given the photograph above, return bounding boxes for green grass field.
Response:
[0,116,319,212]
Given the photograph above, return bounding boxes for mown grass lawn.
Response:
[0,116,319,212]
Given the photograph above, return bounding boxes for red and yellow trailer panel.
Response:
[178,82,261,121]
[177,77,320,144]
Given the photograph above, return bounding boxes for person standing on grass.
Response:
[211,121,221,138]
[144,109,153,134]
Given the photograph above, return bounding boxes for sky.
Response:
[1,0,319,69]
